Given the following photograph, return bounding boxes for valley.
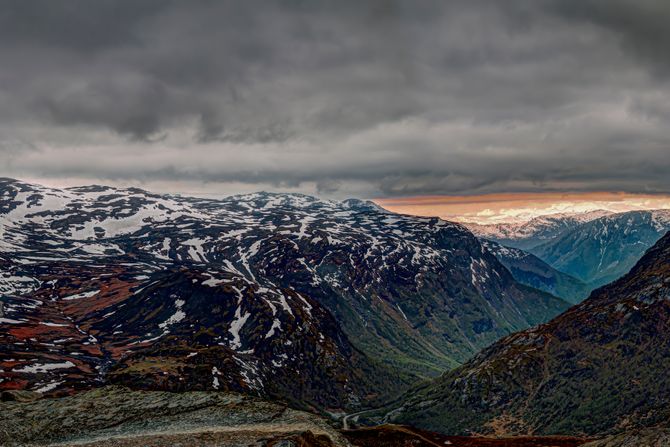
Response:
[374,232,670,437]
[1,179,669,446]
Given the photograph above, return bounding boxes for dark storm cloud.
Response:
[0,0,669,197]
[552,0,670,73]
[0,1,161,51]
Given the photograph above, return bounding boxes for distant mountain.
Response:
[529,210,670,288]
[481,240,590,304]
[468,210,670,291]
[465,211,613,250]
[379,231,670,437]
[0,179,568,409]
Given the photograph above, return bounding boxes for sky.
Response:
[1,1,670,215]
[376,192,670,224]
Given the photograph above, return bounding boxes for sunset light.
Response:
[376,192,670,225]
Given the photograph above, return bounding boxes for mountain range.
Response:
[529,210,670,288]
[469,210,670,292]
[0,178,568,412]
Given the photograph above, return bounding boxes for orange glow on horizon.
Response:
[374,192,670,225]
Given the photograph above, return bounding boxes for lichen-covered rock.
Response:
[0,389,42,402]
[0,386,350,446]
[582,428,670,447]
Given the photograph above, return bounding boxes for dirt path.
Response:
[342,408,379,430]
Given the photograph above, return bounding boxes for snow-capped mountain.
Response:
[465,210,613,250]
[530,210,670,288]
[468,209,670,291]
[0,179,568,408]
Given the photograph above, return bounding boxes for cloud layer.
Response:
[1,0,669,198]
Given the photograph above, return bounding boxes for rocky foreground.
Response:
[1,387,595,447]
[0,386,347,446]
[581,428,670,447]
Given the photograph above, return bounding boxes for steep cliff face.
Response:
[0,179,567,409]
[385,232,670,437]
